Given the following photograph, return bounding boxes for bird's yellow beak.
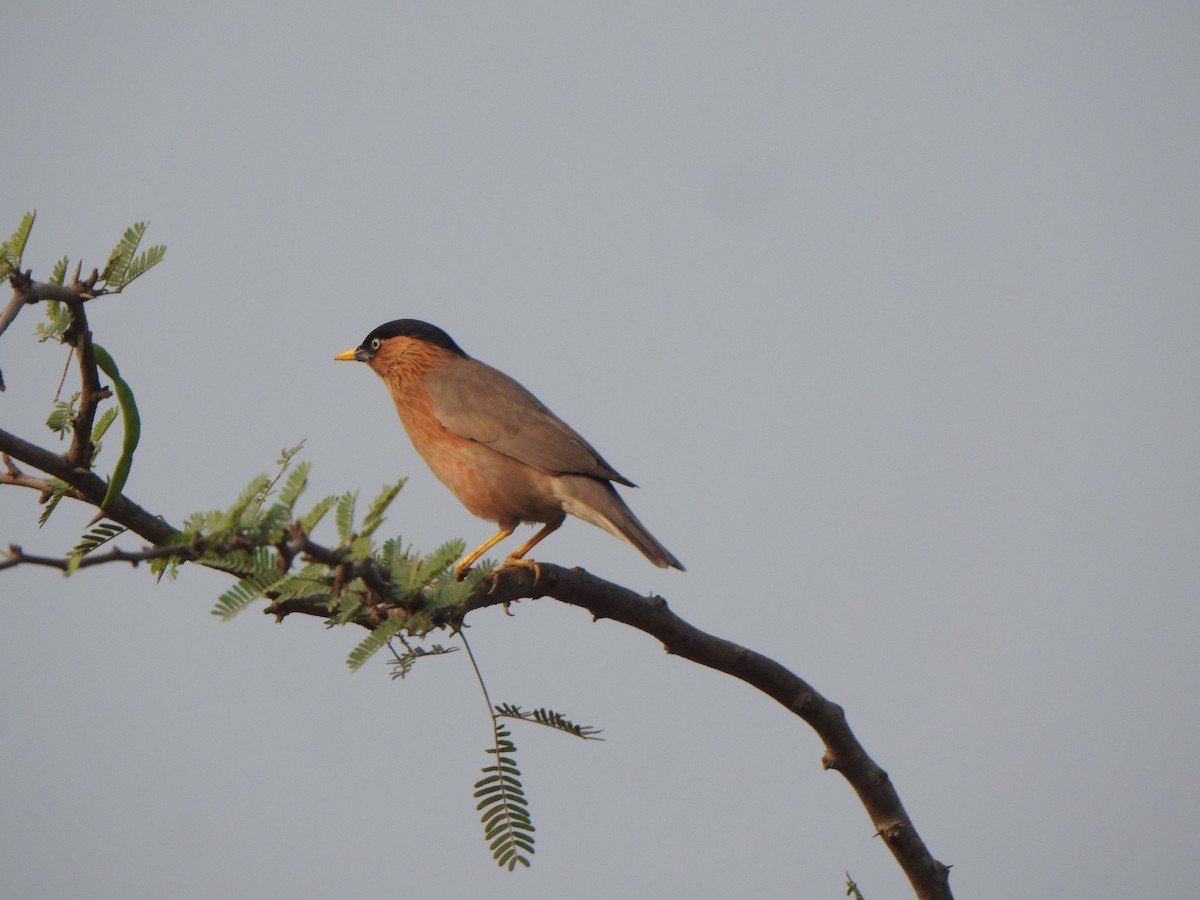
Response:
[334,348,359,361]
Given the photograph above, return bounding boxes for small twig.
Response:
[0,460,58,498]
[53,347,72,401]
[0,543,182,572]
[460,628,496,721]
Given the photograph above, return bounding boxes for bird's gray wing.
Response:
[424,356,635,486]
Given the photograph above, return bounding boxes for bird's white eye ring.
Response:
[370,338,381,351]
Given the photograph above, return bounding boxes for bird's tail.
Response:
[558,476,684,571]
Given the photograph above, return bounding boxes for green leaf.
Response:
[70,522,127,558]
[49,255,68,286]
[2,210,35,274]
[477,725,536,869]
[413,539,466,588]
[149,556,181,581]
[359,479,406,538]
[346,617,406,671]
[123,243,166,287]
[387,554,417,594]
[326,592,365,626]
[421,569,478,610]
[92,344,141,511]
[276,460,311,512]
[388,642,457,680]
[269,566,333,604]
[90,406,118,445]
[493,703,605,740]
[211,571,281,621]
[347,534,374,560]
[334,491,357,543]
[377,537,409,568]
[253,502,291,542]
[36,300,72,342]
[36,479,71,527]
[45,392,80,438]
[89,407,119,463]
[196,546,277,578]
[224,474,272,532]
[300,494,336,533]
[101,222,146,290]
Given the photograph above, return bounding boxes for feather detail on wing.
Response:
[424,357,636,486]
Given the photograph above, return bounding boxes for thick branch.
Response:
[1,431,952,897]
[443,564,954,900]
[269,561,953,898]
[2,236,954,898]
[3,341,951,898]
[0,427,176,544]
[2,416,952,897]
[6,269,98,308]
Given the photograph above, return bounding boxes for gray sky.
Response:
[2,4,1198,898]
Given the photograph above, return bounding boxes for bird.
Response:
[334,319,683,580]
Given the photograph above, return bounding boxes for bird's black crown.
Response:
[359,319,467,357]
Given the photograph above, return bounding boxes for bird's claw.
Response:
[500,556,542,585]
[478,557,542,596]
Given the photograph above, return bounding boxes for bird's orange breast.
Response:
[369,340,564,525]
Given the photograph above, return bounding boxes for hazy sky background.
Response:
[2,4,1198,898]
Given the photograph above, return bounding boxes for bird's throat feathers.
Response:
[367,336,461,394]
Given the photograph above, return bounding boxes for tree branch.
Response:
[0,293,28,346]
[0,542,180,572]
[0,427,176,544]
[60,296,107,469]
[1,250,952,897]
[1,453,57,497]
[1,416,953,897]
[442,564,954,900]
[2,264,100,390]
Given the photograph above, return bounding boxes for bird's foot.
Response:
[474,558,542,606]
[499,555,542,585]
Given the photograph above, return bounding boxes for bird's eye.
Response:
[370,338,381,351]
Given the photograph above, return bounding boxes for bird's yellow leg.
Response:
[499,516,565,583]
[455,523,515,581]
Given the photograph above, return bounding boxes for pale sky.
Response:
[2,4,1198,898]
